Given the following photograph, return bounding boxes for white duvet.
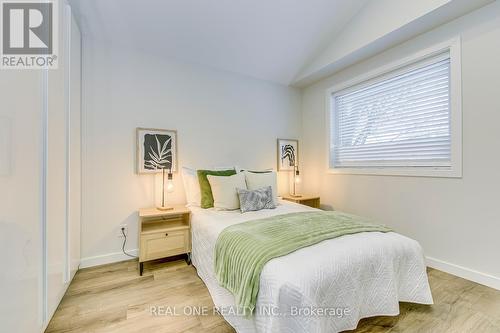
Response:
[190,201,433,333]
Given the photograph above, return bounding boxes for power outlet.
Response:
[118,224,128,237]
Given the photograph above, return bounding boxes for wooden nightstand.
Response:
[138,205,191,275]
[282,195,321,209]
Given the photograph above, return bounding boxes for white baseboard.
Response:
[426,256,500,291]
[80,249,138,269]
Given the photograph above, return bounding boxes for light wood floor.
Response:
[46,258,500,333]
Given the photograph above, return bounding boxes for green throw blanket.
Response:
[214,211,392,314]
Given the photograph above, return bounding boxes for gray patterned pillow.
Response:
[237,186,276,213]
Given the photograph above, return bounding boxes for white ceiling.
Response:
[68,0,369,85]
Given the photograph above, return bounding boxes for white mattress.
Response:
[190,201,433,333]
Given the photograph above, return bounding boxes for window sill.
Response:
[326,167,462,178]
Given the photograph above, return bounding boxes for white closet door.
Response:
[69,13,82,280]
[0,3,81,332]
[46,2,82,322]
[46,1,68,319]
[0,60,45,333]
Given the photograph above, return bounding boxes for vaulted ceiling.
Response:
[69,0,494,86]
[68,0,369,85]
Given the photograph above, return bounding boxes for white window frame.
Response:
[325,37,462,178]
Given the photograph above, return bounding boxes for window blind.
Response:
[330,53,451,168]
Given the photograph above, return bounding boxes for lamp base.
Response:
[289,194,302,198]
[157,206,174,211]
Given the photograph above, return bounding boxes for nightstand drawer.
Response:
[140,229,189,262]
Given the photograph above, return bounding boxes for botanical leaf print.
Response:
[143,134,172,170]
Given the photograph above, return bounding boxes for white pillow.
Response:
[244,171,279,205]
[181,167,201,206]
[207,173,247,210]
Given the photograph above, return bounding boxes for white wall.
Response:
[80,41,302,266]
[301,1,500,289]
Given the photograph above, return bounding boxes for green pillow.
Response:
[197,169,237,208]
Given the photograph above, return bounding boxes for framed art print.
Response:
[137,128,177,173]
[277,138,298,171]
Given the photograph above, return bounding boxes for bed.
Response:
[190,200,433,333]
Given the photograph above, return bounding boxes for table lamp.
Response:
[290,164,302,197]
[158,167,174,210]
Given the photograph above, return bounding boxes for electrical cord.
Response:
[121,227,137,258]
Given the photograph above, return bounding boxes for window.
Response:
[327,40,461,177]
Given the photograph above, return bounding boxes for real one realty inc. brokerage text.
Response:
[150,305,352,318]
